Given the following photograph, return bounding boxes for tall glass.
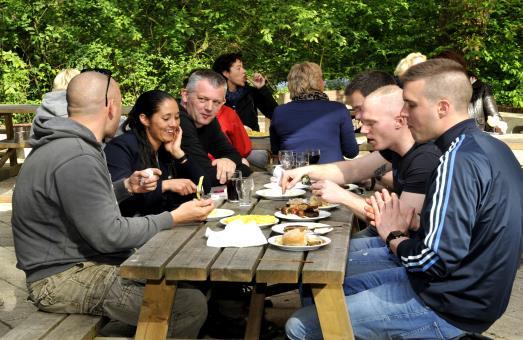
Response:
[226,170,242,202]
[236,177,255,207]
[278,150,295,170]
[295,152,309,168]
[307,149,321,164]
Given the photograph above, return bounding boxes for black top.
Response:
[397,119,523,332]
[379,142,441,195]
[104,131,207,216]
[225,84,278,131]
[179,105,251,187]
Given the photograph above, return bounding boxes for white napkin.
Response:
[271,165,284,185]
[205,220,268,248]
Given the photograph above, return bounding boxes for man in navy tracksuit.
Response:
[286,59,523,339]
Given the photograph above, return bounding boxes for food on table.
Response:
[282,228,307,246]
[247,130,269,137]
[283,225,308,233]
[222,214,278,225]
[307,235,324,246]
[280,198,319,217]
[280,229,325,247]
[196,175,204,199]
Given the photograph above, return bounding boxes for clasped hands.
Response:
[364,189,416,241]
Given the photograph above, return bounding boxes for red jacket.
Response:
[212,105,252,158]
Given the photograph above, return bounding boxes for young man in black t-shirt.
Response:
[282,85,441,238]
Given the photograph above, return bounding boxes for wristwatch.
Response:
[386,231,407,249]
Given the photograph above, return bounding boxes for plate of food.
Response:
[275,210,331,221]
[263,182,309,190]
[206,208,235,221]
[309,196,340,210]
[219,214,279,228]
[275,199,331,221]
[268,229,331,251]
[255,188,306,200]
[247,130,270,138]
[271,222,333,235]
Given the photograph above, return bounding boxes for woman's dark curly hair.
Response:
[122,89,175,168]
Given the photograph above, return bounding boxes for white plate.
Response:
[267,235,331,251]
[271,222,332,235]
[318,203,340,210]
[256,188,306,200]
[206,208,235,221]
[219,215,279,228]
[264,182,309,190]
[274,210,331,221]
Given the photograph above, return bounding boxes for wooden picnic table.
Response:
[119,171,355,339]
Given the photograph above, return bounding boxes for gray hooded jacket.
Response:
[12,116,173,282]
[29,90,69,139]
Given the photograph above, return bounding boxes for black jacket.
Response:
[225,85,278,131]
[179,105,250,187]
[397,119,523,333]
[105,131,207,215]
[468,79,502,132]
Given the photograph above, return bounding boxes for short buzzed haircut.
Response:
[185,69,227,93]
[402,58,472,112]
[345,70,396,96]
[365,85,404,117]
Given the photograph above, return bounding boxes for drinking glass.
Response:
[294,152,309,168]
[226,170,242,202]
[307,149,321,164]
[278,150,295,170]
[236,177,255,207]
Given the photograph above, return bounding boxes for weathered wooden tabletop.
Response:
[120,171,355,340]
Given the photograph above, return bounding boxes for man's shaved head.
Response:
[364,85,404,118]
[66,72,120,117]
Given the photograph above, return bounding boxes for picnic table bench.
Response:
[2,311,107,340]
[119,171,355,339]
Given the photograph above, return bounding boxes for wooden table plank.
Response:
[302,225,351,284]
[312,283,354,340]
[165,225,222,281]
[211,200,270,282]
[120,225,200,280]
[135,278,176,340]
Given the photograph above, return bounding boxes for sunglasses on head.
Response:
[81,68,112,106]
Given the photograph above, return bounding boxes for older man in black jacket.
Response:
[180,69,251,187]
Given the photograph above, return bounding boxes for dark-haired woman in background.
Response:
[105,90,207,216]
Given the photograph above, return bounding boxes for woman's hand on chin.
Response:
[165,126,184,158]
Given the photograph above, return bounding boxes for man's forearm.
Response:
[308,162,347,184]
[340,191,368,221]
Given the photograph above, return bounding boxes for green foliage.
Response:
[1,0,522,120]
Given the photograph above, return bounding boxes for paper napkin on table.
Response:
[271,165,284,185]
[205,220,267,248]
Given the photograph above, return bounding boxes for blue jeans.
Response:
[286,267,464,340]
[346,237,400,279]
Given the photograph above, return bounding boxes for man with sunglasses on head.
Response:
[12,70,213,338]
[180,69,251,187]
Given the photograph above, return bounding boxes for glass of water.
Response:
[236,177,255,207]
[278,150,295,170]
[294,152,309,168]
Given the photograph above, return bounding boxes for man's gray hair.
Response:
[186,69,227,92]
